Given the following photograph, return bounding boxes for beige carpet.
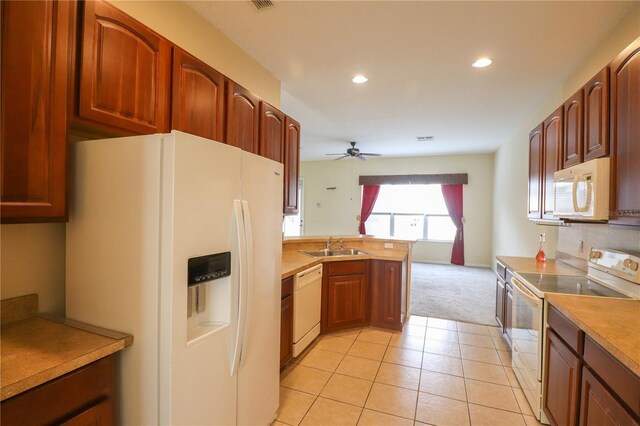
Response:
[410,262,498,326]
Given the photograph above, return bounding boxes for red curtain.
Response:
[441,184,464,265]
[359,185,380,234]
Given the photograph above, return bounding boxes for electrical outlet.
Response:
[384,242,393,249]
[578,240,584,253]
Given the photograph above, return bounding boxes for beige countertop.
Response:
[1,295,132,401]
[282,236,413,279]
[496,255,585,275]
[546,294,640,376]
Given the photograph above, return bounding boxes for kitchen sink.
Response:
[302,249,369,258]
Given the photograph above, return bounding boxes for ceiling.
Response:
[186,1,635,161]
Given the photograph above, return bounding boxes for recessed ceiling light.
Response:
[352,75,368,84]
[472,58,493,68]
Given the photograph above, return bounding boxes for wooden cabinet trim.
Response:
[284,116,300,214]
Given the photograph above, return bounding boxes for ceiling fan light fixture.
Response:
[472,57,493,68]
[352,74,368,84]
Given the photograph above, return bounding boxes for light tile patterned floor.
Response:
[276,316,545,426]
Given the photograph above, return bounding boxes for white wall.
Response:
[0,1,282,314]
[492,7,640,264]
[300,153,495,267]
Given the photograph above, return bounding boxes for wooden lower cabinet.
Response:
[280,276,294,369]
[544,330,582,426]
[322,260,370,332]
[1,355,115,426]
[579,367,637,426]
[371,260,403,331]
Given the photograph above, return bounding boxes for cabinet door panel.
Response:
[259,102,285,163]
[528,124,543,219]
[543,107,563,219]
[563,90,583,169]
[371,260,402,330]
[325,274,369,331]
[284,117,300,214]
[172,47,224,142]
[79,0,170,134]
[544,330,582,426]
[579,367,637,426]
[280,294,293,368]
[584,67,609,161]
[1,0,72,222]
[610,38,640,226]
[225,80,259,154]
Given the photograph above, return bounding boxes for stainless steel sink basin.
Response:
[331,249,369,256]
[301,248,369,258]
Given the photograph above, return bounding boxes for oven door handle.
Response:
[512,277,542,306]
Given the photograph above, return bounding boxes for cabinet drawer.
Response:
[282,276,294,300]
[496,261,507,280]
[584,336,640,416]
[548,305,584,355]
[506,269,514,287]
[1,355,115,425]
[327,260,367,276]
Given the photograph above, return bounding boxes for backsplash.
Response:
[558,223,640,259]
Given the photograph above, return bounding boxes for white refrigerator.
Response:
[66,131,283,425]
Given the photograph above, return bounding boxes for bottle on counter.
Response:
[536,233,546,263]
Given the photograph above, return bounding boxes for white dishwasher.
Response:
[293,264,322,357]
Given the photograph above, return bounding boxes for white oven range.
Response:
[509,248,640,424]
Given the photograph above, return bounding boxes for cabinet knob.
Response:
[590,250,603,259]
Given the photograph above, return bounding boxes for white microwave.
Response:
[553,158,610,221]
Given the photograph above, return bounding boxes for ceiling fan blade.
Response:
[360,153,382,156]
[357,155,368,161]
[326,153,347,156]
[334,155,350,160]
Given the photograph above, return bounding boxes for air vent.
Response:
[417,136,434,142]
[251,0,274,10]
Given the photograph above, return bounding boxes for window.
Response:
[368,184,457,241]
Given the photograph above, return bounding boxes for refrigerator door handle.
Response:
[231,200,248,376]
[239,201,254,363]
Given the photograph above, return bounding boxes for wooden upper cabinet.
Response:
[225,80,260,154]
[609,37,640,226]
[563,90,583,169]
[259,102,285,163]
[171,47,225,142]
[583,67,609,161]
[284,117,300,215]
[1,0,74,223]
[528,124,543,220]
[542,107,563,219]
[78,0,171,135]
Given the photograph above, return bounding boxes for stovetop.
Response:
[517,273,630,298]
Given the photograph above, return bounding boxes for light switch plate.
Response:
[384,242,393,249]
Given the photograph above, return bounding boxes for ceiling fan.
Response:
[326,141,382,161]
